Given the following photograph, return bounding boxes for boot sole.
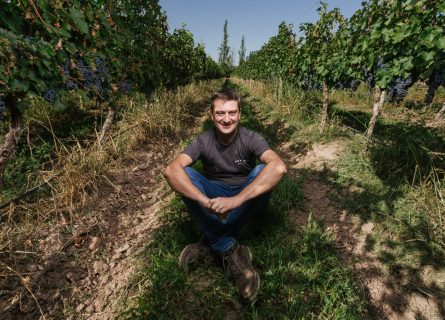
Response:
[245,270,260,304]
[178,243,193,268]
[241,246,260,304]
[179,243,213,268]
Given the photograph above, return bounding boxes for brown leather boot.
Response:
[221,243,260,303]
[179,242,215,269]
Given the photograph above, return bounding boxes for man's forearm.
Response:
[236,161,286,204]
[206,160,286,216]
[163,163,209,205]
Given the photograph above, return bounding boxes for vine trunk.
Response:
[320,81,329,133]
[366,87,386,140]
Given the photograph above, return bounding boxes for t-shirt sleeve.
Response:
[249,131,270,159]
[181,136,202,163]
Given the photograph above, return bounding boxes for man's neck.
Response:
[215,127,238,145]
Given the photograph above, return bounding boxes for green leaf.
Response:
[54,100,67,112]
[65,42,76,54]
[436,36,445,50]
[419,51,434,64]
[11,79,29,92]
[69,8,89,34]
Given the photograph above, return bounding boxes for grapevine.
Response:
[0,0,222,178]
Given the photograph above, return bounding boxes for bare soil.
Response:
[0,141,178,320]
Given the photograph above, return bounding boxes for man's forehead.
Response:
[213,99,238,109]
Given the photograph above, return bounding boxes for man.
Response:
[163,89,287,303]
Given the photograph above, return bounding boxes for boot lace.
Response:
[222,252,242,279]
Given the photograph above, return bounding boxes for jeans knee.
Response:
[184,167,208,193]
[184,166,200,180]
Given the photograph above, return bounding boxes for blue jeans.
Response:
[182,164,271,254]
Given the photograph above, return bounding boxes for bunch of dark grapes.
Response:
[334,82,345,90]
[363,58,385,94]
[62,54,77,90]
[75,59,94,88]
[301,67,320,91]
[375,57,385,71]
[0,99,6,120]
[95,57,108,79]
[119,81,133,94]
[425,72,444,105]
[386,76,413,103]
[43,89,57,102]
[94,57,109,99]
[363,67,374,93]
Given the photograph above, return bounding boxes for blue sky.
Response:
[158,0,364,64]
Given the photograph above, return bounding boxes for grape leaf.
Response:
[69,8,89,34]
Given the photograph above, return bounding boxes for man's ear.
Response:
[210,109,214,121]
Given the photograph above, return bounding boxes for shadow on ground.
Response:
[332,106,445,188]
[245,93,445,318]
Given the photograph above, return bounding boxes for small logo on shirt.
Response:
[235,159,248,166]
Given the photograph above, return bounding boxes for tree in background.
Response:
[218,20,232,76]
[239,35,246,65]
[299,3,345,133]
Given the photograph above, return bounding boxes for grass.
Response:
[234,76,445,249]
[0,95,101,202]
[233,77,445,317]
[123,83,365,319]
[123,182,364,320]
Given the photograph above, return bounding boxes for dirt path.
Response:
[0,104,209,320]
[0,143,176,320]
[277,137,445,320]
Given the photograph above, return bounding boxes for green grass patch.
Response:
[123,179,364,319]
[323,131,445,296]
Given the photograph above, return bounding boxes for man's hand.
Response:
[207,196,243,218]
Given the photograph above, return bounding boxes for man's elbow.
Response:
[163,164,173,180]
[278,163,287,177]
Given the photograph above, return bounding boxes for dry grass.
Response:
[43,81,218,215]
[0,80,222,286]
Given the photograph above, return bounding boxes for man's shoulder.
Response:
[238,127,263,138]
[195,128,216,141]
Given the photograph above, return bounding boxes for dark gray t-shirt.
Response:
[182,127,270,185]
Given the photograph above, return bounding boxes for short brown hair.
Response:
[210,90,240,111]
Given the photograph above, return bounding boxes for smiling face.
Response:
[211,98,240,138]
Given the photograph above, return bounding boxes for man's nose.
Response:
[223,113,230,122]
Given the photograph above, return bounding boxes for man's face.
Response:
[211,99,240,136]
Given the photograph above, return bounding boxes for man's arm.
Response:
[208,149,287,215]
[163,154,212,209]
